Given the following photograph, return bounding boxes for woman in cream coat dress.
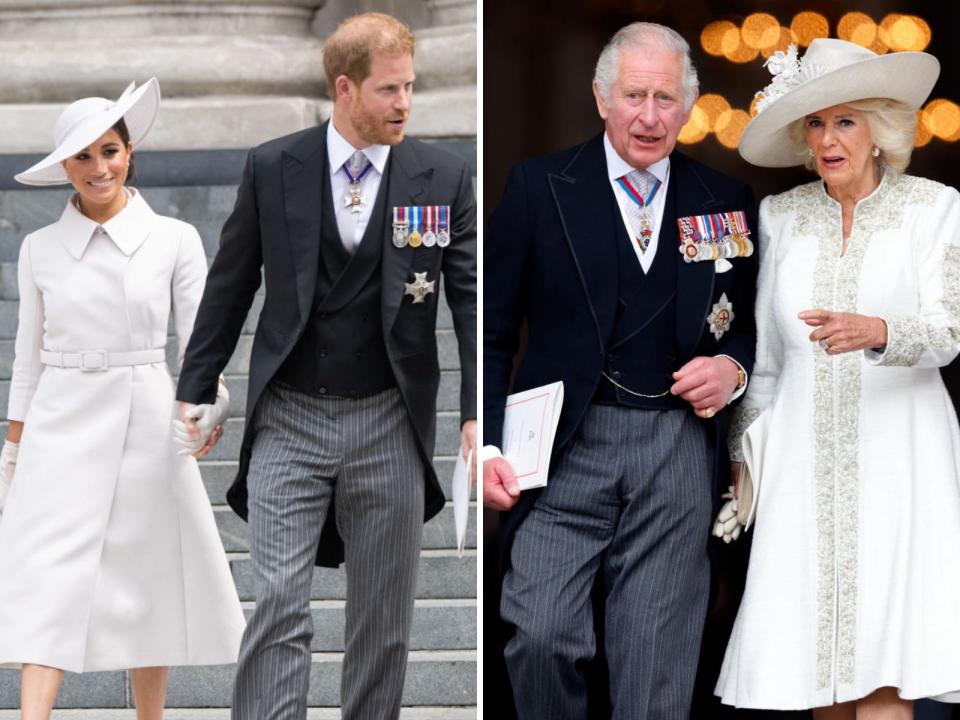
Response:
[0,79,244,718]
[713,40,960,717]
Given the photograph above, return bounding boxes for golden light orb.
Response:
[924,99,960,141]
[678,104,710,144]
[695,94,732,131]
[715,109,751,149]
[749,95,763,117]
[761,27,799,59]
[883,15,932,52]
[838,12,878,48]
[915,110,933,148]
[741,13,781,51]
[724,31,760,64]
[701,21,740,57]
[790,11,829,47]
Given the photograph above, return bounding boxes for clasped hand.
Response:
[670,356,741,420]
[173,382,229,458]
[799,309,887,355]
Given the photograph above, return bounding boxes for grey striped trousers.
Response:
[232,382,424,720]
[501,405,713,720]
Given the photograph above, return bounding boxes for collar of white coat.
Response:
[57,187,156,259]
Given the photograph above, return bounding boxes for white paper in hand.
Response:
[502,381,564,490]
[452,447,473,557]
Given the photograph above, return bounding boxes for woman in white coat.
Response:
[713,39,960,718]
[0,79,245,719]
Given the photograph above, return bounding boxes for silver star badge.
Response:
[707,293,735,340]
[404,272,435,304]
[344,187,366,214]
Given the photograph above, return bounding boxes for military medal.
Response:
[408,206,423,247]
[437,205,451,247]
[707,293,735,340]
[392,206,409,248]
[404,271,435,304]
[422,205,437,247]
[342,154,373,214]
[616,173,662,253]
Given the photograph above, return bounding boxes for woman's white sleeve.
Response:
[7,237,44,421]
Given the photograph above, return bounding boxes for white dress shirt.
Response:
[327,120,391,251]
[604,133,671,274]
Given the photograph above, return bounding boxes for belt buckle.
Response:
[79,349,109,372]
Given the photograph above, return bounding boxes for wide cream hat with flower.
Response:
[15,77,161,186]
[738,39,939,168]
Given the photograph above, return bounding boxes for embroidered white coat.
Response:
[716,174,960,709]
[0,191,245,672]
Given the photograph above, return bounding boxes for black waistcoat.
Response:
[593,181,685,410]
[275,154,396,397]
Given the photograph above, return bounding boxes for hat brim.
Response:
[15,78,161,186]
[738,52,940,168]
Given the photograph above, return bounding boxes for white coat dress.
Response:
[0,190,245,673]
[715,173,960,709]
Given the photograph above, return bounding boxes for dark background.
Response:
[483,1,960,718]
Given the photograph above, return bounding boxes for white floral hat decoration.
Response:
[738,38,939,168]
[15,78,160,186]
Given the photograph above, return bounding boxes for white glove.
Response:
[0,440,19,511]
[173,382,229,456]
[712,485,742,543]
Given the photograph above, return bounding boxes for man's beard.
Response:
[350,102,407,146]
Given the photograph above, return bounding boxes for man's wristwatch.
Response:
[735,365,747,389]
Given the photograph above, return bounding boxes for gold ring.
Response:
[703,407,716,419]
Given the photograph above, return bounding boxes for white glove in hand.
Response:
[0,440,19,511]
[173,382,229,455]
[712,485,742,543]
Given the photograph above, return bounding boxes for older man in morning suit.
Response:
[175,13,476,720]
[483,22,757,719]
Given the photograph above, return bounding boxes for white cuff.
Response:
[480,445,503,462]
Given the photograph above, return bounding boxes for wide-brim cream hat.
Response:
[15,77,160,186]
[738,39,939,168]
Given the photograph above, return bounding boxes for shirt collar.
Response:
[603,132,670,186]
[58,188,156,260]
[327,120,390,176]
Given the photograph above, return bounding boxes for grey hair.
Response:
[787,98,918,175]
[593,22,699,111]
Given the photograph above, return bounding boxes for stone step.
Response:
[0,650,476,709]
[0,710,477,719]
[230,550,476,602]
[200,458,477,505]
[240,599,476,652]
[214,502,477,553]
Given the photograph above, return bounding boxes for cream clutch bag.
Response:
[713,409,769,542]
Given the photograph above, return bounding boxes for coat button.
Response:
[318,386,327,395]
[612,370,622,380]
[319,351,327,358]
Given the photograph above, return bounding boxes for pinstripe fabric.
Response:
[232,381,424,720]
[501,405,713,720]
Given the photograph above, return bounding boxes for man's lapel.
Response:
[281,124,327,324]
[546,134,619,353]
[381,139,431,334]
[671,151,726,358]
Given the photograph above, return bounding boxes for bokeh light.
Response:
[724,29,760,64]
[760,26,799,59]
[837,12,877,48]
[915,109,933,148]
[923,99,960,141]
[715,109,751,149]
[701,21,740,57]
[678,103,710,144]
[696,94,732,131]
[881,14,931,52]
[790,11,829,47]
[741,13,781,51]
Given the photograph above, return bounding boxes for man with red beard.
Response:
[175,12,477,720]
[484,21,756,720]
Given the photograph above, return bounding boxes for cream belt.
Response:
[40,348,166,372]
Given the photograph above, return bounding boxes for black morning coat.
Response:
[484,134,759,566]
[177,122,477,567]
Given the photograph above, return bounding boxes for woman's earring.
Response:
[807,148,814,158]
[872,146,880,158]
